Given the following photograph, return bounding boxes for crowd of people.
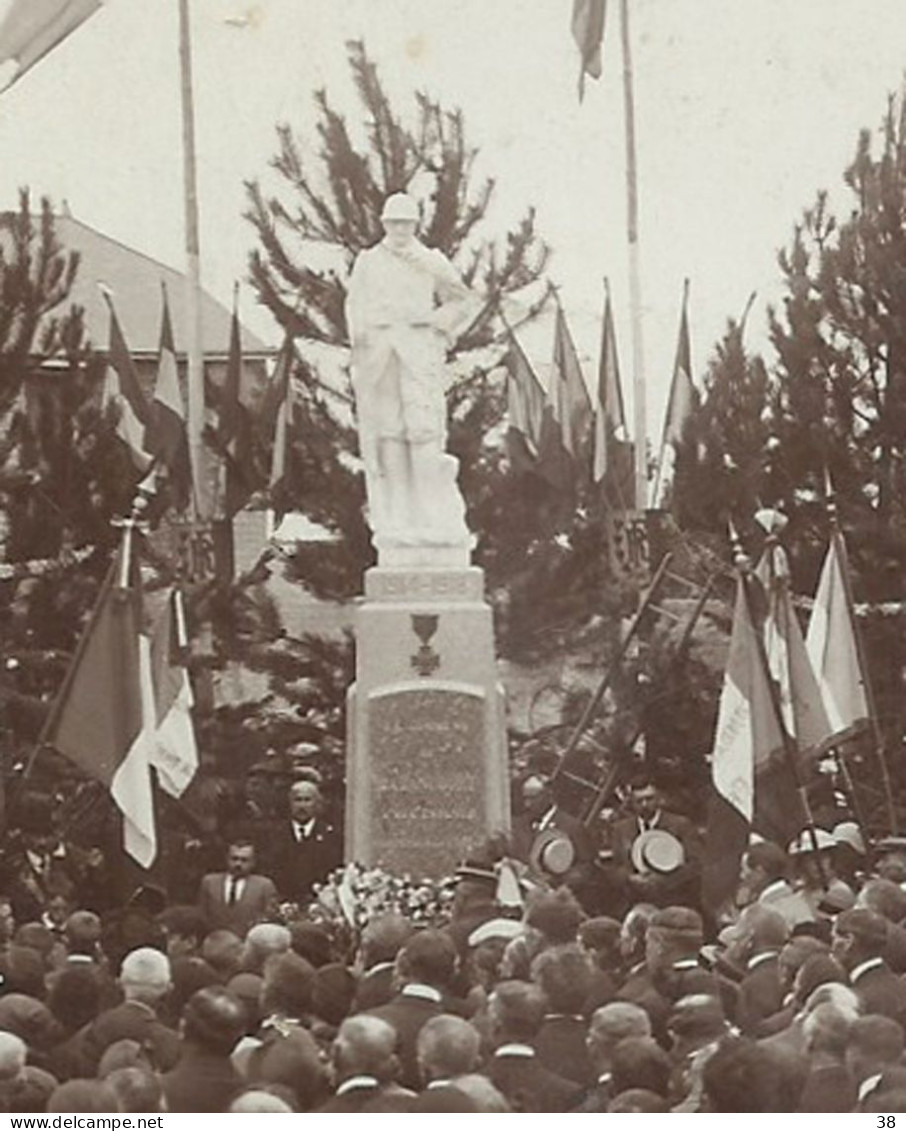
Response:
[0,768,903,1114]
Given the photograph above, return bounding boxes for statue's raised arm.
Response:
[345,193,479,567]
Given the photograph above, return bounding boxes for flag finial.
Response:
[727,518,750,571]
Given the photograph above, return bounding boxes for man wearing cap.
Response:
[604,777,702,910]
[345,192,478,553]
[832,908,906,1028]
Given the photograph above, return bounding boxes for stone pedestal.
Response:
[346,565,510,877]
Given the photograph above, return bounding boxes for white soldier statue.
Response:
[345,192,479,560]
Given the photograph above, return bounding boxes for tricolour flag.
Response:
[551,304,593,469]
[0,0,103,92]
[217,298,255,520]
[40,544,156,867]
[702,570,804,912]
[592,285,635,509]
[572,0,606,100]
[806,528,870,738]
[147,588,198,800]
[148,289,191,512]
[267,336,297,524]
[756,538,834,758]
[101,297,153,473]
[653,282,698,508]
[504,326,570,491]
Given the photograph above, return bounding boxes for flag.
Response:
[147,588,198,800]
[806,529,870,738]
[102,298,153,473]
[551,305,593,468]
[148,289,191,511]
[0,0,102,92]
[504,326,570,490]
[653,283,698,508]
[592,287,635,508]
[702,571,804,912]
[41,544,156,867]
[267,336,297,524]
[572,0,606,100]
[217,299,255,519]
[663,286,697,448]
[756,537,834,757]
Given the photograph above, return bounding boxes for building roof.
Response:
[14,211,270,358]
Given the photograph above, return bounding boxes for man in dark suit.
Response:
[367,929,457,1091]
[161,987,246,1112]
[67,947,179,1076]
[509,775,594,872]
[719,903,788,1034]
[198,839,278,938]
[833,908,906,1029]
[485,980,582,1113]
[572,1001,652,1111]
[603,776,702,910]
[269,780,342,906]
[530,944,594,1086]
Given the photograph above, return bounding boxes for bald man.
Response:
[269,781,342,906]
[317,1015,409,1112]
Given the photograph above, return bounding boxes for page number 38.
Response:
[878,1119,896,1128]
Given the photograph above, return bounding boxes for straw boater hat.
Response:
[529,828,576,877]
[630,828,685,875]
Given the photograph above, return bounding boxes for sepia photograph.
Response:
[0,0,905,1116]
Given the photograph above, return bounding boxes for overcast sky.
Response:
[0,0,905,442]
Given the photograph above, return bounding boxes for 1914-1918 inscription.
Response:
[368,687,486,876]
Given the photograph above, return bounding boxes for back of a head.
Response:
[530,943,593,1014]
[230,1089,294,1113]
[858,879,906,923]
[289,921,332,968]
[738,903,789,950]
[646,907,704,967]
[64,910,102,955]
[836,908,889,956]
[158,905,208,945]
[450,1073,511,1113]
[48,964,100,1033]
[202,929,242,977]
[261,951,315,1017]
[312,963,356,1027]
[0,994,61,1050]
[120,947,171,1002]
[361,913,413,967]
[525,887,584,944]
[610,1036,671,1097]
[589,1001,652,1047]
[795,953,848,1005]
[578,916,622,957]
[106,1067,162,1113]
[243,923,291,969]
[7,1066,57,1114]
[399,929,457,989]
[803,981,860,1021]
[802,1001,852,1058]
[334,1014,398,1080]
[704,1038,803,1113]
[0,1032,27,1082]
[608,1088,669,1113]
[14,922,55,958]
[490,980,546,1043]
[48,1079,118,1114]
[848,1015,905,1066]
[745,841,789,883]
[98,1038,152,1079]
[181,986,246,1056]
[417,1014,480,1081]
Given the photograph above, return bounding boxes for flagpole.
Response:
[620,0,646,512]
[825,477,898,833]
[729,526,828,878]
[178,0,209,522]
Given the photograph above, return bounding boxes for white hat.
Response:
[467,918,525,948]
[832,821,866,856]
[381,192,419,223]
[788,828,836,855]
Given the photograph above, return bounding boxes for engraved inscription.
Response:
[366,570,482,602]
[368,689,485,876]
